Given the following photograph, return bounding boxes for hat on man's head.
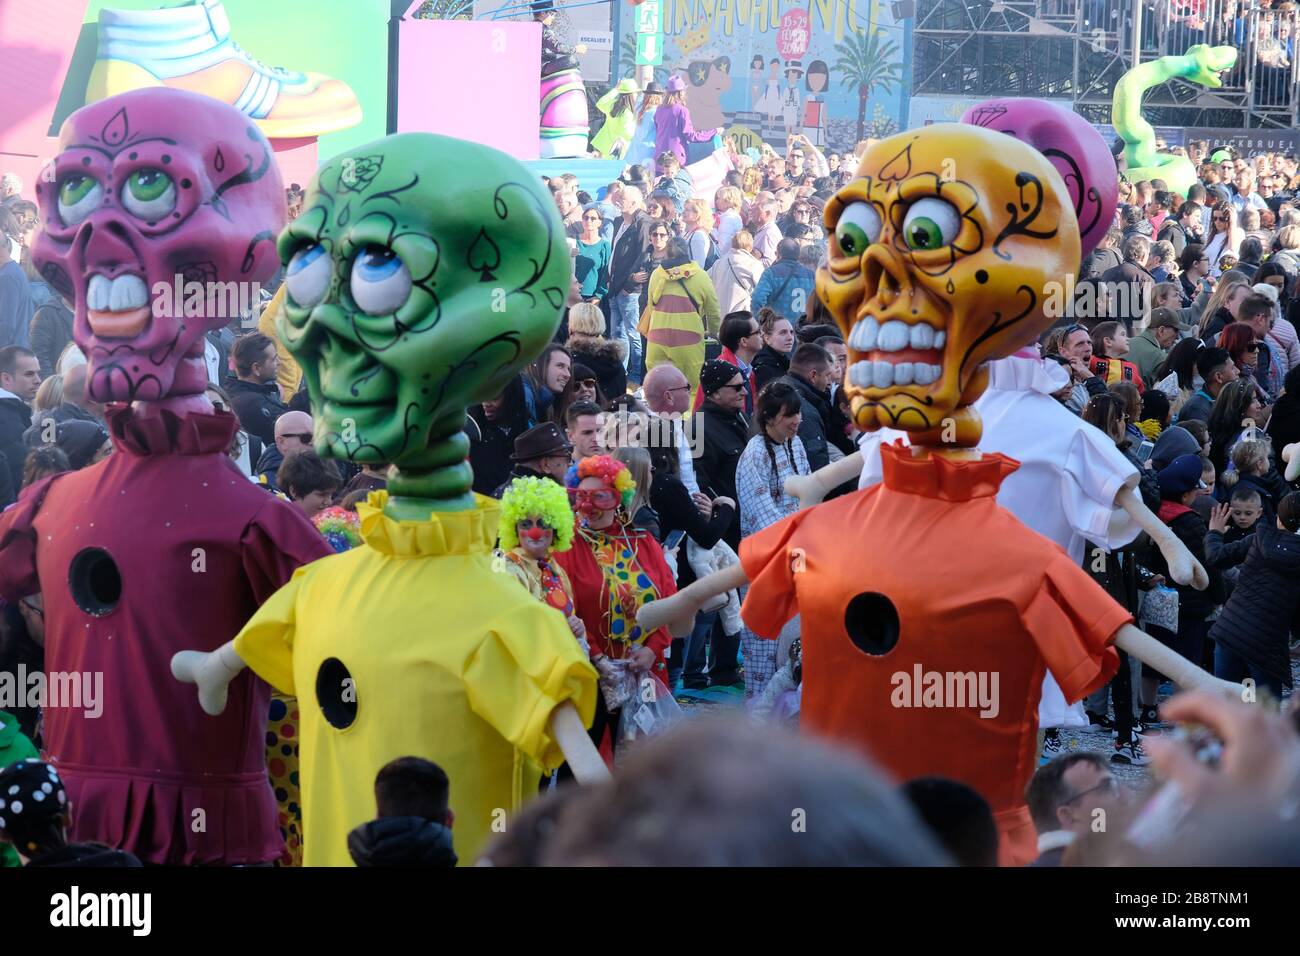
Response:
[665,75,687,93]
[1148,307,1191,332]
[1157,453,1208,498]
[511,422,572,462]
[785,59,804,75]
[700,359,742,396]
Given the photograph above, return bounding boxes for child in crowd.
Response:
[1090,321,1146,392]
[347,757,457,867]
[0,760,140,867]
[1204,486,1265,597]
[277,449,343,520]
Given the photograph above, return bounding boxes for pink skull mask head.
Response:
[31,88,285,403]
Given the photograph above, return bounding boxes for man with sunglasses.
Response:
[255,410,316,491]
[1025,753,1125,867]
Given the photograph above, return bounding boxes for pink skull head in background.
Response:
[31,88,285,403]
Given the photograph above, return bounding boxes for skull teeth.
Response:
[849,359,942,389]
[849,318,945,353]
[87,274,149,313]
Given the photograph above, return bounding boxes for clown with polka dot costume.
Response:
[554,456,677,765]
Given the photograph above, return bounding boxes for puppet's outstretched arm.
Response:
[549,701,611,782]
[637,561,749,637]
[785,451,864,508]
[1113,485,1209,591]
[171,642,246,716]
[1114,623,1240,697]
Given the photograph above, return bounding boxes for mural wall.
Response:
[618,0,909,153]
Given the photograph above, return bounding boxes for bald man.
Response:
[256,410,315,491]
[51,363,103,424]
[642,363,700,495]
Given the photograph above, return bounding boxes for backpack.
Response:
[690,229,719,271]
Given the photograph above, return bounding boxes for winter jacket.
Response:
[1207,523,1300,686]
[0,261,32,349]
[693,400,750,550]
[569,336,627,400]
[0,394,31,498]
[653,102,717,171]
[1157,217,1189,258]
[654,169,694,215]
[1080,246,1122,280]
[465,405,532,497]
[1266,315,1300,376]
[1126,328,1168,386]
[650,469,734,587]
[222,375,287,446]
[751,259,816,323]
[1090,355,1146,392]
[1267,388,1300,455]
[1150,501,1224,618]
[1150,423,1201,471]
[608,212,653,296]
[347,816,458,868]
[645,257,722,343]
[691,345,755,415]
[751,343,790,394]
[255,443,284,490]
[28,298,73,380]
[707,250,764,316]
[591,89,639,159]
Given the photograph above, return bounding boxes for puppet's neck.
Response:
[382,428,477,519]
[905,368,987,458]
[131,394,214,418]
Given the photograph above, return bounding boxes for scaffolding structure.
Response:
[912,1,1299,129]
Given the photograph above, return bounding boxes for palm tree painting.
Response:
[834,30,904,142]
[619,34,671,85]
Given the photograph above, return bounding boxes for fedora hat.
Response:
[511,422,573,462]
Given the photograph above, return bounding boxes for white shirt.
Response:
[713,209,743,254]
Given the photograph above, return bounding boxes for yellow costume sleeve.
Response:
[259,284,302,402]
[695,271,722,337]
[648,266,667,304]
[232,566,307,695]
[595,87,619,118]
[462,607,598,772]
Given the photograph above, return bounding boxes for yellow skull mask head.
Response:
[817,126,1081,442]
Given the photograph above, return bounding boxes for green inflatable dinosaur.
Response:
[1111,43,1238,195]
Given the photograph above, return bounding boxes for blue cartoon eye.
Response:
[350,245,411,315]
[285,243,331,309]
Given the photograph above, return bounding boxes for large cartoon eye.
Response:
[902,198,961,251]
[285,243,332,309]
[120,169,176,220]
[350,245,412,315]
[834,202,881,257]
[56,174,104,226]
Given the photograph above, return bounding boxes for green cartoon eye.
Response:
[902,198,961,251]
[834,202,881,257]
[121,169,176,220]
[350,245,412,315]
[57,175,104,226]
[285,243,332,309]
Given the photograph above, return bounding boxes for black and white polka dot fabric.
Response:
[0,759,67,856]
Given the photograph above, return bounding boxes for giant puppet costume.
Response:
[638,102,1236,866]
[172,134,606,867]
[0,89,332,864]
[792,100,1212,733]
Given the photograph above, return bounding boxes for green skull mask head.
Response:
[277,134,568,511]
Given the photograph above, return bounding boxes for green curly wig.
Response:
[498,476,576,552]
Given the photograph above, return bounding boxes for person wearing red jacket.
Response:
[1090,320,1146,392]
[692,313,760,415]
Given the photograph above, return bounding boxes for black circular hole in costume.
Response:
[844,591,900,656]
[316,657,358,729]
[67,547,122,617]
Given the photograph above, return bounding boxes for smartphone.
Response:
[663,529,686,551]
[1136,439,1155,462]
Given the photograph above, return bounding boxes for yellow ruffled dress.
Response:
[234,491,598,866]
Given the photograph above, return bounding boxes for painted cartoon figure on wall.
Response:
[0,87,334,865]
[802,59,829,148]
[748,54,765,113]
[172,132,609,867]
[635,99,1238,867]
[782,60,804,137]
[686,56,733,131]
[754,57,782,137]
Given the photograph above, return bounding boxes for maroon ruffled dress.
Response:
[0,405,331,865]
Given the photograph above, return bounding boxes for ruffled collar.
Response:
[106,404,238,456]
[986,352,1070,395]
[879,440,1019,503]
[357,490,499,557]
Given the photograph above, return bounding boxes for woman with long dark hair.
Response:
[1203,200,1243,278]
[1207,377,1269,474]
[1152,336,1204,416]
[592,78,641,159]
[523,344,576,425]
[734,381,808,698]
[1177,242,1210,307]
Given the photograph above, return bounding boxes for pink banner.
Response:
[396,19,542,161]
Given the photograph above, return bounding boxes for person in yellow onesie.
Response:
[172,133,608,866]
[643,236,721,403]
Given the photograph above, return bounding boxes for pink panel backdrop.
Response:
[0,0,91,190]
[396,19,542,161]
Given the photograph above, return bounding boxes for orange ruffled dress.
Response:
[738,441,1130,865]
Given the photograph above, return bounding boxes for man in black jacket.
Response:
[694,360,750,552]
[223,333,286,446]
[751,312,794,392]
[1157,199,1202,258]
[491,422,572,498]
[606,187,653,382]
[777,343,840,474]
[0,345,38,499]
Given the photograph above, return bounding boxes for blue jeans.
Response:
[610,291,644,383]
[1214,641,1286,701]
[681,608,717,688]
